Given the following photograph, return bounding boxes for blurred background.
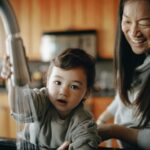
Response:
[0,0,119,147]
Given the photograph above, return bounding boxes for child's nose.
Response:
[59,85,68,96]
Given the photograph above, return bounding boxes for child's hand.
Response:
[0,56,12,79]
[57,141,69,150]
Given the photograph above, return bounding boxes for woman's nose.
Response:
[129,23,141,37]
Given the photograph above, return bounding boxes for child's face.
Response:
[47,66,88,118]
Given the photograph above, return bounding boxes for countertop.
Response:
[0,137,125,150]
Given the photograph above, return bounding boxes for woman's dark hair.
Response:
[47,48,96,90]
[114,0,150,127]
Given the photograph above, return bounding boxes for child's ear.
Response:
[83,89,90,101]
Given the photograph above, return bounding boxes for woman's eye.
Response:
[122,19,131,25]
[139,21,150,27]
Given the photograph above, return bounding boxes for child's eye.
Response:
[70,85,79,90]
[55,81,61,85]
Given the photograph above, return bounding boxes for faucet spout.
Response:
[0,0,30,86]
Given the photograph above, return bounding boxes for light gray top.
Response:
[107,55,150,150]
[12,87,100,150]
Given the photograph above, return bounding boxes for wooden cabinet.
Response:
[86,96,119,148]
[0,92,119,148]
[9,0,119,59]
[0,92,16,138]
[91,97,113,120]
[86,96,114,120]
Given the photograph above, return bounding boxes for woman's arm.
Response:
[97,110,114,125]
[98,124,150,150]
[96,94,119,125]
[137,129,150,150]
[98,124,138,144]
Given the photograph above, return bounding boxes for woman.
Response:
[97,0,150,150]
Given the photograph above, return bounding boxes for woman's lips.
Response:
[131,39,145,44]
[129,36,146,45]
[129,38,147,48]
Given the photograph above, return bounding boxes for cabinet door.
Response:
[91,97,119,148]
[10,0,119,59]
[0,106,9,137]
[0,93,16,138]
[92,97,113,120]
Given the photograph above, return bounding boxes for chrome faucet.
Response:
[0,0,30,86]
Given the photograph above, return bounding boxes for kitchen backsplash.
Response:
[94,59,115,96]
[0,59,115,97]
[28,59,115,97]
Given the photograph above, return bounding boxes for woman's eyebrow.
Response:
[122,13,129,18]
[123,13,150,21]
[138,17,150,21]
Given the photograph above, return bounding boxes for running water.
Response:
[0,1,52,149]
[7,81,39,150]
[0,1,39,149]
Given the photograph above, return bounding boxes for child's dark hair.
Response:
[47,48,96,90]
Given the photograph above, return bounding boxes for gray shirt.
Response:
[12,87,101,150]
[107,55,150,150]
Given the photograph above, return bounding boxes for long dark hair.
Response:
[114,0,150,127]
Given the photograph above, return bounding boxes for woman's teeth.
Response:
[132,39,144,43]
[130,37,145,44]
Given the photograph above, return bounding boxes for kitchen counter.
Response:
[0,137,125,150]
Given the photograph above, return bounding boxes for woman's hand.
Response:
[98,123,139,147]
[57,141,70,150]
[97,123,114,141]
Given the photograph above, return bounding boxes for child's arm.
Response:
[1,56,35,121]
[57,141,70,150]
[1,56,16,112]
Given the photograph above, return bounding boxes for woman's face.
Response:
[122,0,150,54]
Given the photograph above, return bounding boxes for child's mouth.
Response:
[57,99,67,104]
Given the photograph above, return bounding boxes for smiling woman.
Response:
[121,0,150,55]
[97,0,150,150]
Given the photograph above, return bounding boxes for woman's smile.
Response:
[122,0,150,54]
[129,37,146,48]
